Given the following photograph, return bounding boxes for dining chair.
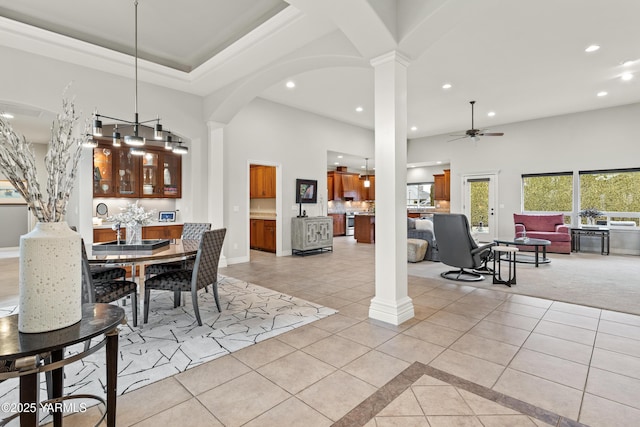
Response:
[144,222,211,278]
[81,240,138,327]
[143,228,226,326]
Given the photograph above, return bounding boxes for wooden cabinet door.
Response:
[263,220,276,252]
[161,152,181,198]
[443,169,450,200]
[250,219,262,249]
[263,166,276,198]
[341,174,360,200]
[114,147,140,198]
[330,214,345,236]
[93,228,117,243]
[434,174,445,200]
[327,174,334,200]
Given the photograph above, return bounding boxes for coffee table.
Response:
[493,237,551,267]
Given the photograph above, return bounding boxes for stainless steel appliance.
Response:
[346,213,355,236]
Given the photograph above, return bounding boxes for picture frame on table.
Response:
[158,211,176,222]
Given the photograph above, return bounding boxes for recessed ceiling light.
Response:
[361,165,366,169]
[0,112,14,119]
[436,161,442,164]
[442,83,452,89]
[334,162,340,165]
[285,81,296,89]
[408,165,415,168]
[621,72,633,81]
[337,155,343,159]
[410,126,417,131]
[585,44,600,53]
[597,91,608,97]
[622,60,635,67]
[487,111,496,117]
[355,106,363,112]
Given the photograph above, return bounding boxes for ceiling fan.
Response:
[449,100,504,141]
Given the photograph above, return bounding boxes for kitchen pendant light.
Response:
[90,0,184,153]
[364,158,370,188]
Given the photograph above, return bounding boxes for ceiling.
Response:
[1,0,640,161]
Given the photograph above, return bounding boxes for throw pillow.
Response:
[415,219,434,232]
[407,217,416,229]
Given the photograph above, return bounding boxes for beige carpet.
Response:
[409,251,640,316]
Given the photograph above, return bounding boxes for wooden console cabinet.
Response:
[291,217,333,255]
[93,224,183,242]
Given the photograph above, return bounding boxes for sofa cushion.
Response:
[415,219,434,232]
[513,213,564,232]
[408,217,416,229]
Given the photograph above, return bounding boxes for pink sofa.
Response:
[513,213,571,254]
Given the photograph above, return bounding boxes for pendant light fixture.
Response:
[91,1,186,154]
[364,158,371,188]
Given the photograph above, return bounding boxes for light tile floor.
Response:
[26,237,640,426]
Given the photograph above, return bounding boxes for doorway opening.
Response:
[249,163,277,257]
[463,173,498,242]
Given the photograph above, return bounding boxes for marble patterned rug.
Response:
[0,275,337,408]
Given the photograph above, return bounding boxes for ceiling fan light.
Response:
[124,134,145,146]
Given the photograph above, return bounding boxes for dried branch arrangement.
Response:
[0,95,90,222]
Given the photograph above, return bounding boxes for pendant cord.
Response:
[134,0,139,134]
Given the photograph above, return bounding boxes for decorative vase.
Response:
[126,223,143,245]
[18,221,82,333]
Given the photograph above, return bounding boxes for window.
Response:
[522,172,573,213]
[579,168,640,226]
[407,183,432,208]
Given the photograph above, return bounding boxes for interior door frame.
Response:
[462,172,499,243]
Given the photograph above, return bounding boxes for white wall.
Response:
[408,102,640,240]
[407,164,449,184]
[223,98,374,262]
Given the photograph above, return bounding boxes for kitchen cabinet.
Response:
[341,173,360,200]
[93,224,183,242]
[354,214,375,243]
[93,142,181,198]
[291,217,332,255]
[329,213,346,236]
[434,169,450,201]
[250,165,276,198]
[250,219,276,252]
[360,175,375,201]
[143,225,183,240]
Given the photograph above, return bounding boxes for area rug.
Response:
[0,275,337,408]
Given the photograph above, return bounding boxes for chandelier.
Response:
[90,0,187,155]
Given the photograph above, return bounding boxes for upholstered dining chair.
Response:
[144,222,211,278]
[143,228,226,326]
[433,214,495,282]
[81,240,138,326]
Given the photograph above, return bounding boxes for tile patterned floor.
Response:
[3,237,639,426]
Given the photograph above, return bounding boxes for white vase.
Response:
[19,221,82,333]
[126,223,143,245]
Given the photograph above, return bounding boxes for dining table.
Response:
[87,239,200,320]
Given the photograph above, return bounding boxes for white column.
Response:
[368,51,414,325]
[207,121,227,267]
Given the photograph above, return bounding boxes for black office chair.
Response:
[433,214,495,282]
[144,228,226,326]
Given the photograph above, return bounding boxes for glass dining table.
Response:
[87,239,200,320]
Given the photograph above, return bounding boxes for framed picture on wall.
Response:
[158,211,176,222]
[0,180,27,205]
[296,179,317,204]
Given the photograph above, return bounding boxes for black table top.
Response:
[494,237,551,245]
[0,303,124,359]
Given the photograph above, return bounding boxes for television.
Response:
[296,178,317,204]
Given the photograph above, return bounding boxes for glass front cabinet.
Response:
[93,143,181,199]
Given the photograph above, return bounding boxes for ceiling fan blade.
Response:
[480,132,504,136]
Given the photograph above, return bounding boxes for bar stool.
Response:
[492,245,518,287]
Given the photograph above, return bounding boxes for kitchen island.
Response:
[354,213,375,243]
